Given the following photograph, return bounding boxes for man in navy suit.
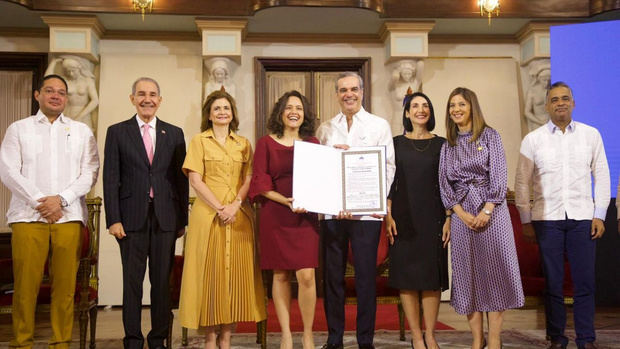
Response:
[103,77,188,349]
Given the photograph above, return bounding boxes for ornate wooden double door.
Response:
[254,58,371,140]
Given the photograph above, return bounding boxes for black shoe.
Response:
[578,343,598,349]
[321,344,344,349]
[358,345,375,349]
[548,342,567,349]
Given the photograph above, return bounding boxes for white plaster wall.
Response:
[423,57,522,191]
[0,34,527,305]
[95,39,203,305]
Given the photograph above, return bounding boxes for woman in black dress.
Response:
[386,92,450,349]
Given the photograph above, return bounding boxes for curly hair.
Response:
[201,90,239,132]
[267,90,316,138]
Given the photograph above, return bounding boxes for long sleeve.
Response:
[439,142,458,210]
[515,135,535,224]
[485,129,508,205]
[59,124,100,204]
[381,122,396,190]
[0,122,45,208]
[387,137,398,200]
[590,129,610,220]
[248,136,272,203]
[173,128,189,229]
[103,126,121,228]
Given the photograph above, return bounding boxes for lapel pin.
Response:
[161,130,166,134]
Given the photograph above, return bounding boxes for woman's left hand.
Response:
[442,218,451,248]
[218,201,240,224]
[472,210,491,230]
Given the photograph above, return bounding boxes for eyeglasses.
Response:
[42,88,67,97]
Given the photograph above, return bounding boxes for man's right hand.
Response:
[522,223,536,243]
[336,210,353,220]
[109,222,126,239]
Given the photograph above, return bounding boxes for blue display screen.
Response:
[551,20,620,197]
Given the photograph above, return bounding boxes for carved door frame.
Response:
[0,52,48,114]
[254,57,371,141]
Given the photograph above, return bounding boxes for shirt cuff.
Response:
[593,207,607,221]
[59,189,77,205]
[30,192,45,208]
[518,209,532,224]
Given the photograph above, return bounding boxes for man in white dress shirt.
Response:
[515,81,609,349]
[0,74,99,348]
[316,72,395,349]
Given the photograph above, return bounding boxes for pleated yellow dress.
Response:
[178,129,266,329]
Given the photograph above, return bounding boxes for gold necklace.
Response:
[409,137,432,152]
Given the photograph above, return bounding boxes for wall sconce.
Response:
[478,0,500,25]
[132,0,153,21]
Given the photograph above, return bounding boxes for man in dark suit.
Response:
[103,77,188,349]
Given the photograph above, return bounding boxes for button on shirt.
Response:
[0,110,100,225]
[317,107,395,220]
[515,120,610,223]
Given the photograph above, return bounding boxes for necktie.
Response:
[142,124,154,198]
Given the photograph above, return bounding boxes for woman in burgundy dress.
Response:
[249,90,319,349]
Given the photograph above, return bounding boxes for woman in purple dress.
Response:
[439,87,524,349]
[249,90,319,349]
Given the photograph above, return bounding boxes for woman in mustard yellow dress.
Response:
[178,90,266,349]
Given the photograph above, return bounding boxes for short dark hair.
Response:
[546,81,573,99]
[267,90,316,139]
[201,90,239,132]
[40,74,68,91]
[402,92,435,132]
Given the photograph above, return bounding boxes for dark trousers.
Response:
[322,219,381,347]
[118,203,176,349]
[532,219,596,347]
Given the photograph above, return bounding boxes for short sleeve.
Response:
[248,136,273,203]
[182,134,205,177]
[242,138,253,179]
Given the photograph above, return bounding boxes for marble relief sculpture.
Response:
[389,59,424,132]
[204,57,236,101]
[45,55,99,133]
[523,60,551,131]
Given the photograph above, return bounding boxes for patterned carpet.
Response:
[13,330,620,348]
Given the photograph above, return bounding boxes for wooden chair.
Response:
[0,197,102,349]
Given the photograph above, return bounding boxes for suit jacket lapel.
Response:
[153,118,168,166]
[126,116,150,166]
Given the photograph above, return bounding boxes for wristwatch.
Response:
[483,209,492,216]
[59,195,68,207]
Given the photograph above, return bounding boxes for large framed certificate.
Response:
[292,141,387,216]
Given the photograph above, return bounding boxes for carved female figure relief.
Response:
[389,60,424,133]
[45,55,99,133]
[524,61,551,131]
